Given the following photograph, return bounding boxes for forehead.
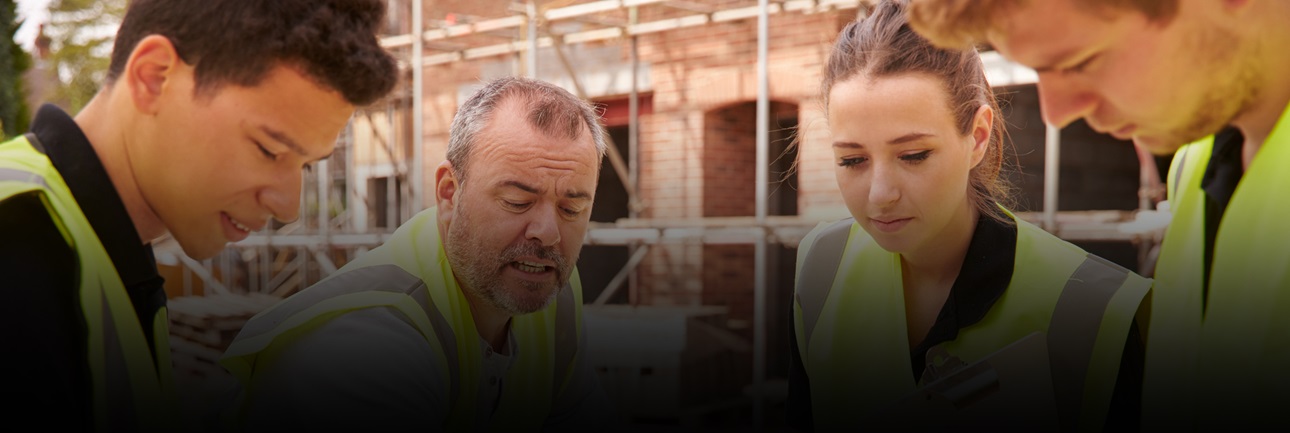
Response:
[828,73,957,132]
[470,97,600,183]
[988,0,1116,67]
[212,66,354,149]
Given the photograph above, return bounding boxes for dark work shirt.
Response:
[1199,127,1245,307]
[1,104,167,431]
[785,215,1145,432]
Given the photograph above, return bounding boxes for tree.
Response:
[1,0,32,138]
[44,0,124,113]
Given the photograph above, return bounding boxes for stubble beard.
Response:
[1154,24,1263,152]
[445,204,573,316]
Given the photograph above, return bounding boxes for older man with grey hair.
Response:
[220,76,617,432]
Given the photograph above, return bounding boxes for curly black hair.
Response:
[106,0,397,106]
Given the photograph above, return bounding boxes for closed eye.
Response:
[1062,53,1099,75]
[562,206,584,217]
[900,150,932,163]
[255,140,278,161]
[838,156,868,168]
[502,200,530,211]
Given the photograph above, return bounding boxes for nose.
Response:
[259,170,303,224]
[1036,73,1097,129]
[524,203,562,247]
[867,162,901,208]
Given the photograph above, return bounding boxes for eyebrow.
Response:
[501,180,591,200]
[261,126,334,161]
[832,132,935,149]
[1031,64,1057,74]
[1028,47,1084,74]
[1030,61,1066,74]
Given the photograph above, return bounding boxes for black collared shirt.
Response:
[1200,127,1245,307]
[908,214,1016,381]
[0,104,167,430]
[785,215,1144,432]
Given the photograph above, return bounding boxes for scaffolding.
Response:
[164,0,1170,428]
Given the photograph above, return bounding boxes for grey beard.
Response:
[446,221,571,316]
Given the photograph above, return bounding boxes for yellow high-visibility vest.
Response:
[795,210,1149,431]
[1143,102,1290,430]
[0,133,178,432]
[222,206,584,431]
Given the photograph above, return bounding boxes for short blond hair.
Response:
[906,0,1017,49]
[907,0,1178,49]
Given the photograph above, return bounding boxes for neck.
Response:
[458,281,512,351]
[901,206,979,288]
[1235,2,1290,169]
[74,88,167,244]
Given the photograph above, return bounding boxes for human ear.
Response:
[969,105,994,169]
[435,161,459,224]
[123,35,184,115]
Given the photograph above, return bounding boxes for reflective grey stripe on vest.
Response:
[1,134,52,188]
[23,132,49,154]
[238,265,461,397]
[551,284,577,399]
[102,285,139,431]
[1171,145,1190,200]
[405,276,462,400]
[0,167,50,189]
[1046,254,1132,431]
[238,264,577,407]
[795,218,855,352]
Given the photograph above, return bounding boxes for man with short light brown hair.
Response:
[906,0,1290,430]
[222,76,619,431]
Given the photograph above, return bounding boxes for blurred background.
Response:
[4,1,1173,431]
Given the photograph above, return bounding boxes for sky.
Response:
[14,0,52,51]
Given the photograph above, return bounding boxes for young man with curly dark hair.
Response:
[0,0,397,431]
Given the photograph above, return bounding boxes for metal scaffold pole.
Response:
[754,0,770,429]
[628,4,641,304]
[1044,123,1061,232]
[412,0,424,212]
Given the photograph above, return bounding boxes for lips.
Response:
[869,217,912,233]
[499,243,568,285]
[513,260,552,274]
[506,260,558,284]
[230,217,252,233]
[221,212,265,242]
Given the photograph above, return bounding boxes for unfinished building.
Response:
[162,1,1170,429]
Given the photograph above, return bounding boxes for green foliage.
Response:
[1,0,32,138]
[45,0,125,114]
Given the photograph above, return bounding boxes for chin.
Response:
[177,238,225,260]
[868,234,911,255]
[1133,136,1186,155]
[506,285,561,314]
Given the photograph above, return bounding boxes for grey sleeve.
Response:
[240,307,450,433]
[542,315,624,431]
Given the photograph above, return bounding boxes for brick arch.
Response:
[701,100,800,217]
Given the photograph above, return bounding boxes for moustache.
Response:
[499,241,570,273]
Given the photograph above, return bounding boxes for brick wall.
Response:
[632,9,851,317]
